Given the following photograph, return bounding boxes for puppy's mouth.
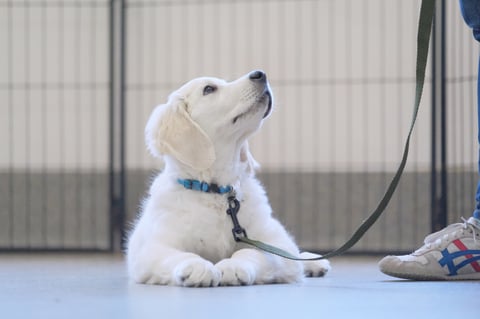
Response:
[263,90,272,118]
[232,90,272,124]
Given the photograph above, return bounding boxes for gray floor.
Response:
[0,254,478,319]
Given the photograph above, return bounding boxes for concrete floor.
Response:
[0,254,478,319]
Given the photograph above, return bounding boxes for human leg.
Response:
[378,0,480,280]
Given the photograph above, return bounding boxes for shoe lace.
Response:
[422,217,479,250]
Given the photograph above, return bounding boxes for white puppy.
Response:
[127,70,330,287]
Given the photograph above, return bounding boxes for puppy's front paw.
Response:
[216,259,255,286]
[173,258,221,287]
[300,252,331,277]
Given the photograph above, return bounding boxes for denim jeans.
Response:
[459,0,480,218]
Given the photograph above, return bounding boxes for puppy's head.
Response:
[145,70,273,171]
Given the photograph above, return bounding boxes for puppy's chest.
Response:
[182,195,245,262]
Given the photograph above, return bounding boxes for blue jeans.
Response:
[459,0,480,218]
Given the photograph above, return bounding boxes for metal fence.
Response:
[0,0,111,250]
[0,0,477,253]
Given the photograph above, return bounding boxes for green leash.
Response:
[234,0,436,261]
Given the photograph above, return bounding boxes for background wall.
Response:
[0,0,477,252]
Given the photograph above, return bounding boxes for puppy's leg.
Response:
[216,248,304,286]
[128,246,221,287]
[216,219,306,286]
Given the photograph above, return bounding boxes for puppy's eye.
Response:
[203,85,217,96]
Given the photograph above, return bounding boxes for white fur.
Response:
[127,71,330,287]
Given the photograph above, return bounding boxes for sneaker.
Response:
[379,217,480,280]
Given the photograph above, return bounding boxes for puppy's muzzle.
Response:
[248,70,272,119]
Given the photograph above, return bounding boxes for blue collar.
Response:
[177,178,233,194]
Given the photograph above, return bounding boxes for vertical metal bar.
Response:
[41,0,47,246]
[345,0,353,237]
[119,0,127,251]
[7,0,14,248]
[431,10,437,232]
[89,1,98,249]
[109,0,116,252]
[395,0,404,247]
[109,0,126,252]
[431,0,447,232]
[361,0,370,249]
[54,0,64,247]
[311,0,320,246]
[109,0,115,252]
[439,0,448,228]
[327,0,336,248]
[379,0,387,247]
[74,1,81,246]
[59,0,66,247]
[25,0,31,247]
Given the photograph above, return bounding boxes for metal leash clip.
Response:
[226,193,248,242]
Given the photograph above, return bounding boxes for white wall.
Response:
[0,0,477,172]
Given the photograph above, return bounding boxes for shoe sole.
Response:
[381,269,480,281]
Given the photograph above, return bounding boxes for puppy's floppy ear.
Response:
[145,95,216,170]
[240,141,259,175]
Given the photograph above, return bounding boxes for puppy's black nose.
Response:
[249,70,266,82]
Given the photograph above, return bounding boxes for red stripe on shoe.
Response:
[453,239,480,272]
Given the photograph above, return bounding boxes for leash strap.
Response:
[234,0,436,261]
